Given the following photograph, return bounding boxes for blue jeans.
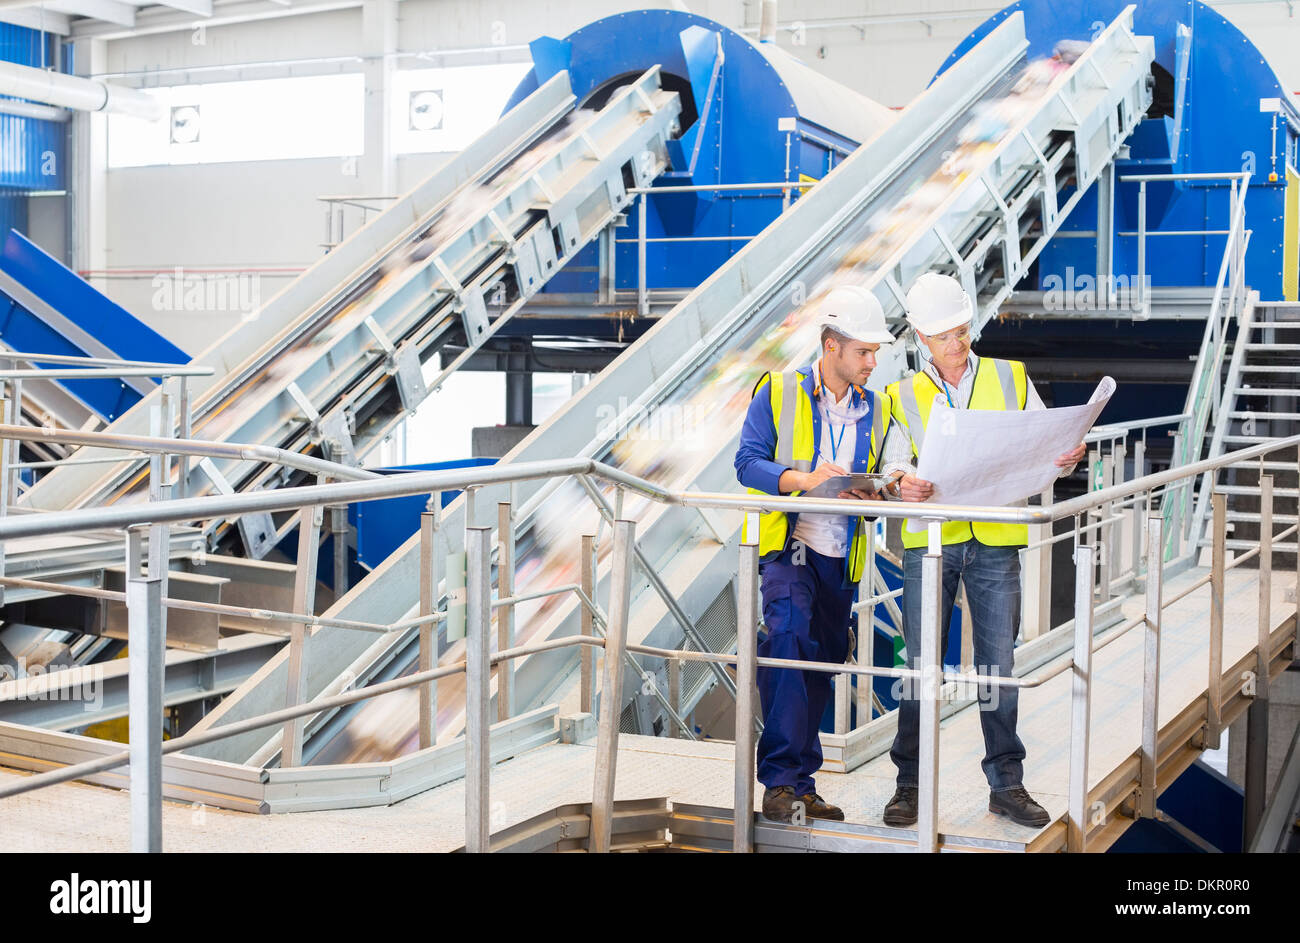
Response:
[889,540,1027,793]
[755,542,856,795]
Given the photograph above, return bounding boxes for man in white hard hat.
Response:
[734,284,895,824]
[877,272,1085,830]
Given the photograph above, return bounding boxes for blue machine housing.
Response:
[504,8,896,297]
[939,0,1300,301]
[0,230,191,422]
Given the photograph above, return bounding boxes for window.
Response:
[108,73,364,168]
[392,62,531,154]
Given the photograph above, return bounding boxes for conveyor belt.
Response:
[20,68,681,563]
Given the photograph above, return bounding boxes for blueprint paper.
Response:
[912,377,1115,509]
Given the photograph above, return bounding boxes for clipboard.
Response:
[800,473,893,500]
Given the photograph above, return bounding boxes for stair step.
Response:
[1245,343,1300,351]
[1196,539,1300,553]
[1225,512,1300,523]
[1239,365,1300,373]
[1220,434,1300,445]
[1230,388,1300,396]
[1217,484,1300,497]
[1227,411,1300,420]
[1228,460,1300,470]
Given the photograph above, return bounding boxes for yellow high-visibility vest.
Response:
[885,357,1029,549]
[740,368,890,584]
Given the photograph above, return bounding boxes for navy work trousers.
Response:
[755,541,856,795]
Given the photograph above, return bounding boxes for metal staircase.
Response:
[1195,301,1300,558]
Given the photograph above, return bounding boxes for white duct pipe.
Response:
[0,60,164,121]
[759,0,778,43]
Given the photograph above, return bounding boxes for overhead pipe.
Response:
[0,60,164,121]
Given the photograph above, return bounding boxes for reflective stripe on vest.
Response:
[741,368,888,583]
[887,357,1029,549]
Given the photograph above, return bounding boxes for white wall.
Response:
[103,157,363,351]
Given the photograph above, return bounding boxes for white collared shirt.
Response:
[791,378,858,558]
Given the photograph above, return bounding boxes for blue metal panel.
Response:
[504,9,862,296]
[0,193,26,243]
[1148,758,1244,852]
[937,1,1299,300]
[347,459,496,570]
[0,230,190,421]
[0,23,67,192]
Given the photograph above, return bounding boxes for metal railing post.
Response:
[6,377,20,502]
[1138,512,1164,819]
[330,505,350,598]
[917,521,943,853]
[834,665,850,734]
[1099,453,1114,599]
[1131,439,1146,579]
[1167,431,1185,559]
[734,530,759,853]
[590,519,635,853]
[637,192,648,318]
[465,526,493,853]
[1244,474,1273,843]
[176,376,191,501]
[1112,440,1126,576]
[580,533,595,715]
[1023,484,1053,641]
[0,396,10,608]
[857,523,877,725]
[281,502,322,768]
[497,501,516,721]
[418,501,441,749]
[1067,543,1096,853]
[126,526,164,853]
[1207,491,1226,749]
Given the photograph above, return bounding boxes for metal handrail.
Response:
[1,428,1299,537]
[0,423,380,486]
[1,426,1296,853]
[0,351,216,373]
[1163,171,1253,553]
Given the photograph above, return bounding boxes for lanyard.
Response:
[938,378,956,408]
[827,420,847,463]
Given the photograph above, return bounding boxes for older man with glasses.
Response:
[876,273,1086,831]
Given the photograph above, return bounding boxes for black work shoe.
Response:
[988,785,1050,828]
[798,792,844,821]
[761,786,800,823]
[882,785,919,827]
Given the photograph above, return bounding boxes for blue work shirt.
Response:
[734,361,878,506]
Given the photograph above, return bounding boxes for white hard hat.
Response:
[905,273,973,336]
[817,285,893,345]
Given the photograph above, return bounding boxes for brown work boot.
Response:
[798,792,844,821]
[761,786,800,823]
